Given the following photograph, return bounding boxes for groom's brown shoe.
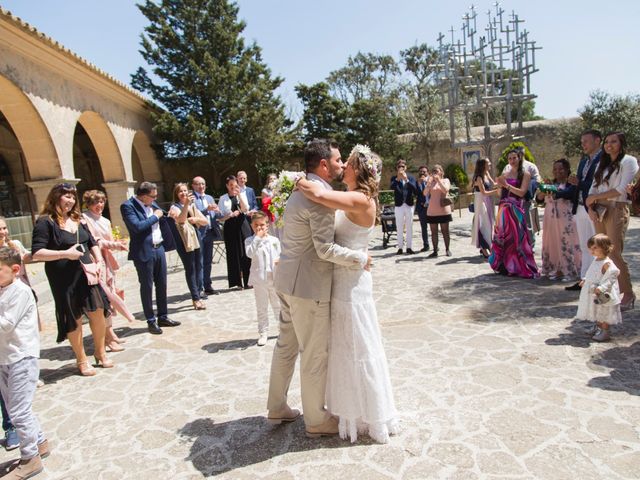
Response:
[305,416,339,438]
[267,405,301,425]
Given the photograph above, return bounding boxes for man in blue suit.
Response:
[390,159,418,255]
[120,182,181,335]
[237,170,258,213]
[191,176,222,296]
[565,129,602,291]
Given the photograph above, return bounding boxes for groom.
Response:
[266,139,370,437]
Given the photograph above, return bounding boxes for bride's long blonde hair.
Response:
[348,145,382,199]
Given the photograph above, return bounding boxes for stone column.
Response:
[102,180,137,231]
[25,178,80,217]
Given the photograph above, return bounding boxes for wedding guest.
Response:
[0,247,49,479]
[502,147,541,246]
[415,165,431,252]
[535,159,581,281]
[576,234,621,342]
[219,175,252,289]
[245,211,281,346]
[32,183,112,375]
[121,182,181,335]
[390,159,418,255]
[586,132,639,310]
[237,170,259,213]
[261,173,277,223]
[566,129,602,291]
[489,150,539,278]
[425,164,453,257]
[168,183,209,310]
[192,176,222,296]
[82,190,133,352]
[0,218,32,288]
[471,158,499,258]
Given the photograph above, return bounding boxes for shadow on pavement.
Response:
[202,339,257,353]
[587,341,640,396]
[178,416,351,476]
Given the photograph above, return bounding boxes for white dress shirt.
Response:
[134,196,163,244]
[589,154,639,203]
[0,279,39,364]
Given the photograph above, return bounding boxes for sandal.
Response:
[193,300,207,310]
[106,342,125,353]
[94,355,115,368]
[77,361,96,377]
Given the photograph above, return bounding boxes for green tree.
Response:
[131,0,291,187]
[560,90,640,157]
[295,82,348,143]
[327,52,400,103]
[497,141,536,173]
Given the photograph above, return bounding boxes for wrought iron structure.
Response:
[433,3,541,155]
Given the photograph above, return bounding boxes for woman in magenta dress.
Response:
[489,149,539,278]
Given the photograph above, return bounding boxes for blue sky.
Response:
[2,0,639,120]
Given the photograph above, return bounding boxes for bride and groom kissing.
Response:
[266,139,398,443]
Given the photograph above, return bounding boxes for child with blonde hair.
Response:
[576,234,621,342]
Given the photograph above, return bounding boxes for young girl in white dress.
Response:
[296,145,399,443]
[576,233,621,342]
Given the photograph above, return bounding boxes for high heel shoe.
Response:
[620,293,636,312]
[193,299,207,310]
[76,361,96,377]
[94,355,114,368]
[106,342,125,353]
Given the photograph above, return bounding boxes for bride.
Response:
[296,145,399,443]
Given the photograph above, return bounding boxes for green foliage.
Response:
[378,190,394,205]
[497,141,536,173]
[444,163,468,192]
[131,0,292,187]
[560,90,640,157]
[295,82,348,144]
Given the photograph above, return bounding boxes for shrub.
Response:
[445,163,469,192]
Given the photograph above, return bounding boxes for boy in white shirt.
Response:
[0,247,49,479]
[244,212,281,346]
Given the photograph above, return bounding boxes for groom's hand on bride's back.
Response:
[364,254,373,271]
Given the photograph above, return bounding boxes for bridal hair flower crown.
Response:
[350,144,381,183]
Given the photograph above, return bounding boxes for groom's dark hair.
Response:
[304,139,339,171]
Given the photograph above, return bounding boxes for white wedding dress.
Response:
[326,210,399,443]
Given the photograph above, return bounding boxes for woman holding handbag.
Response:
[424,164,453,257]
[82,190,134,351]
[169,183,209,310]
[31,183,113,376]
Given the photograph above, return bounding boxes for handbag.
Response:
[440,195,454,207]
[176,205,201,253]
[77,227,99,285]
[468,202,475,213]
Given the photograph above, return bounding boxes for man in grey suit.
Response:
[266,139,370,438]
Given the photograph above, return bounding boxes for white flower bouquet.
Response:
[268,171,306,227]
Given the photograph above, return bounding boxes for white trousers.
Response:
[254,276,281,334]
[574,205,596,278]
[0,357,45,459]
[394,204,415,250]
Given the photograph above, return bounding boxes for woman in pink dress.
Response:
[535,159,581,281]
[82,190,133,352]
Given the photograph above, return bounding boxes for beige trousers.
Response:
[594,203,632,296]
[267,292,330,427]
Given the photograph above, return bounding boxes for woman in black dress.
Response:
[31,183,113,376]
[218,176,252,289]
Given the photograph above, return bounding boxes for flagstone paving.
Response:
[1,210,638,479]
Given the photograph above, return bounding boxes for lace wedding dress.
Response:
[326,210,399,443]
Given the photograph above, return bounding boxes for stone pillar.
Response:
[102,180,137,231]
[25,178,80,217]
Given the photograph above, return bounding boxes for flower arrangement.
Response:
[350,144,381,183]
[268,171,305,227]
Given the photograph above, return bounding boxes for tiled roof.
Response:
[0,7,150,103]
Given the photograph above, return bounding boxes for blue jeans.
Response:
[0,392,13,432]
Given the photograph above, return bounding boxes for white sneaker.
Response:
[257,334,268,346]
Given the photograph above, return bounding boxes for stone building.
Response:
[0,8,163,246]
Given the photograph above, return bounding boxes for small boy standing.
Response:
[244,212,281,346]
[0,247,48,479]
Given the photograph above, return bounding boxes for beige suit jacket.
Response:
[273,174,367,302]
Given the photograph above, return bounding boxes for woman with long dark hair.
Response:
[535,159,581,281]
[471,158,499,258]
[489,149,539,278]
[586,132,639,310]
[31,183,113,376]
[218,175,252,289]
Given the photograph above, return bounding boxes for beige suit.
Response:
[267,174,367,427]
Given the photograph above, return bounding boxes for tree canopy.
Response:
[131,0,292,186]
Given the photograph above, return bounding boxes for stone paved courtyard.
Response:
[0,210,639,479]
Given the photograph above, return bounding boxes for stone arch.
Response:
[0,74,60,179]
[76,111,126,182]
[132,130,162,183]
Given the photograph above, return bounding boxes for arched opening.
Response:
[132,130,162,185]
